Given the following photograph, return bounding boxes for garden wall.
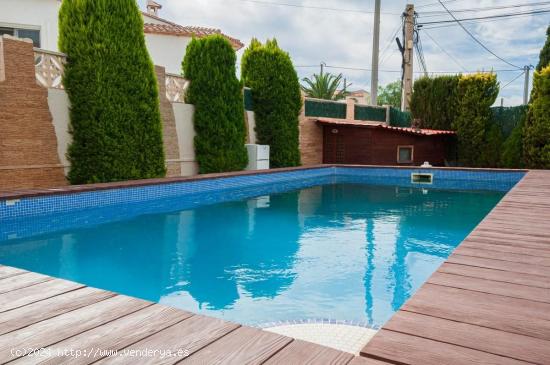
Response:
[0,35,257,190]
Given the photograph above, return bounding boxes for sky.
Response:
[137,0,550,106]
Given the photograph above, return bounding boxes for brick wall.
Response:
[155,66,181,177]
[299,99,323,165]
[0,36,66,190]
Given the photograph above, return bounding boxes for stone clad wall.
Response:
[298,99,323,165]
[0,36,66,190]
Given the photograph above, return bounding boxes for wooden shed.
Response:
[315,118,456,166]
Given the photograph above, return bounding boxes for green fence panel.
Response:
[354,105,386,122]
[389,107,412,127]
[304,99,347,119]
[244,88,254,111]
[490,105,528,138]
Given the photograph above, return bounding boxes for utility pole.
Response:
[370,0,381,105]
[401,4,415,111]
[320,62,325,76]
[523,65,531,105]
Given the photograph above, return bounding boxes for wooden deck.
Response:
[0,266,383,364]
[361,170,550,365]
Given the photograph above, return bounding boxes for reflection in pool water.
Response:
[0,184,503,327]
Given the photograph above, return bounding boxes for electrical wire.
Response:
[418,8,550,25]
[423,30,468,71]
[294,64,519,74]
[501,71,526,90]
[230,0,402,15]
[419,2,550,17]
[434,0,523,69]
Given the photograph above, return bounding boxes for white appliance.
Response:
[245,144,270,170]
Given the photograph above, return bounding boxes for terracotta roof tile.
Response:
[143,22,244,50]
[314,118,456,136]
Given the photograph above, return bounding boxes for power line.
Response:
[294,64,520,74]
[418,8,550,25]
[435,0,523,69]
[420,11,550,29]
[501,71,526,90]
[423,30,468,72]
[419,1,550,17]
[230,0,401,15]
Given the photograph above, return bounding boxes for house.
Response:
[346,89,371,105]
[314,118,455,166]
[142,0,244,74]
[0,0,243,73]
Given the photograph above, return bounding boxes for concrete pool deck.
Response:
[0,166,548,364]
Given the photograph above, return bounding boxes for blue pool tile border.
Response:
[0,166,525,220]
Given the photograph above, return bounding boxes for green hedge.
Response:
[183,35,248,173]
[490,105,528,139]
[241,38,301,167]
[523,65,550,168]
[304,99,346,119]
[354,105,386,122]
[389,107,412,127]
[59,0,166,184]
[452,73,500,167]
[410,75,460,130]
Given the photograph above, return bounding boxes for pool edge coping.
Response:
[0,164,529,201]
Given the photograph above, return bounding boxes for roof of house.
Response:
[142,12,244,50]
[314,118,456,136]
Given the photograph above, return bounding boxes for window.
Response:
[397,145,413,164]
[0,26,40,47]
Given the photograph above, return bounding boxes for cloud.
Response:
[140,0,549,106]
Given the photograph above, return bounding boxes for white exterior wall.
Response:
[47,88,71,175]
[0,0,60,51]
[145,33,191,75]
[172,103,199,176]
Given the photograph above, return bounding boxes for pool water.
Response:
[0,183,503,327]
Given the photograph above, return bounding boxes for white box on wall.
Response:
[246,144,270,170]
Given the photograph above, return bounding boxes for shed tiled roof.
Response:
[143,18,244,50]
[314,118,456,136]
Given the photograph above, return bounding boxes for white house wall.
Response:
[145,33,190,75]
[0,0,60,51]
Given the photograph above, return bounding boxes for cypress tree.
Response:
[452,73,499,167]
[241,38,302,168]
[536,25,550,72]
[501,120,525,168]
[523,66,550,168]
[410,75,459,130]
[59,0,166,184]
[183,35,248,173]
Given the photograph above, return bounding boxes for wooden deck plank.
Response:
[447,254,550,277]
[0,287,115,336]
[461,239,550,257]
[16,305,193,365]
[453,246,550,267]
[427,272,550,303]
[0,266,26,280]
[438,262,550,289]
[262,339,353,365]
[362,329,531,365]
[0,279,84,313]
[383,311,550,364]
[401,284,550,340]
[347,357,393,365]
[95,315,240,365]
[0,295,151,363]
[0,272,52,294]
[180,326,292,365]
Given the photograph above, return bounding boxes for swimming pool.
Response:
[0,167,524,328]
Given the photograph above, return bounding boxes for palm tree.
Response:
[301,72,349,100]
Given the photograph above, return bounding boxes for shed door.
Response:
[324,127,345,163]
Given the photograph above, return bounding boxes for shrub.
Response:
[410,75,459,130]
[523,66,550,168]
[536,25,550,72]
[241,39,301,167]
[501,120,525,168]
[183,35,248,173]
[452,73,499,167]
[59,0,166,184]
